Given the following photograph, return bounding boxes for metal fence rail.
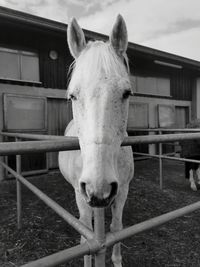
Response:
[133,151,200,190]
[1,131,200,266]
[106,200,200,247]
[2,131,200,155]
[0,161,94,240]
[128,128,200,132]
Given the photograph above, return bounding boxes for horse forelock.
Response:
[67,40,129,94]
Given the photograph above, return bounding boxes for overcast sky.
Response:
[1,0,200,61]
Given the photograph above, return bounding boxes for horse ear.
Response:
[67,18,86,59]
[110,14,128,57]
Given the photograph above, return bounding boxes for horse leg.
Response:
[189,169,197,191]
[75,191,93,267]
[196,165,200,185]
[110,184,129,267]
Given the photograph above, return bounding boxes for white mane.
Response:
[68,41,129,93]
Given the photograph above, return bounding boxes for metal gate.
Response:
[1,131,200,266]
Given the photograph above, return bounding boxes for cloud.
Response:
[78,0,200,60]
[0,0,70,22]
[0,0,122,22]
[66,0,119,11]
[144,27,200,61]
[143,18,200,43]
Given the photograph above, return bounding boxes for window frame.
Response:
[0,47,41,85]
[130,75,171,98]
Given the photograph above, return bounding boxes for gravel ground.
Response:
[1,158,200,267]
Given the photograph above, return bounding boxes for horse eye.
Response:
[122,90,133,99]
[69,94,77,101]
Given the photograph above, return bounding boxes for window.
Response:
[128,102,149,128]
[0,47,40,82]
[130,75,170,97]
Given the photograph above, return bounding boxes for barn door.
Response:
[127,102,149,154]
[175,106,189,128]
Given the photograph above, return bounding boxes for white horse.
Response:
[59,15,134,267]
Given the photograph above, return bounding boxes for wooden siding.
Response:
[170,70,194,101]
[38,34,72,89]
[130,57,195,101]
[0,21,72,89]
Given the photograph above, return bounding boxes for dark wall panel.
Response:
[130,57,195,101]
[0,23,73,89]
[170,70,194,101]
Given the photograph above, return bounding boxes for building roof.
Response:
[0,5,200,71]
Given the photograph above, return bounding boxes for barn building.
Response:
[0,6,200,180]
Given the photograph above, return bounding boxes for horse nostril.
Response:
[110,182,118,198]
[80,182,87,197]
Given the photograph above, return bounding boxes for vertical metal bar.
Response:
[94,208,106,267]
[159,131,163,190]
[16,137,22,229]
[84,254,92,267]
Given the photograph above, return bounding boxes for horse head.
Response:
[67,15,132,207]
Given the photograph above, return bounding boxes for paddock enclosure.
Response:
[1,132,200,266]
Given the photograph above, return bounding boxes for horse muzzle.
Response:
[80,181,118,207]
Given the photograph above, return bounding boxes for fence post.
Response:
[16,137,22,229]
[94,208,106,267]
[159,131,163,190]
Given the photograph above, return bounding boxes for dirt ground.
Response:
[1,158,200,267]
